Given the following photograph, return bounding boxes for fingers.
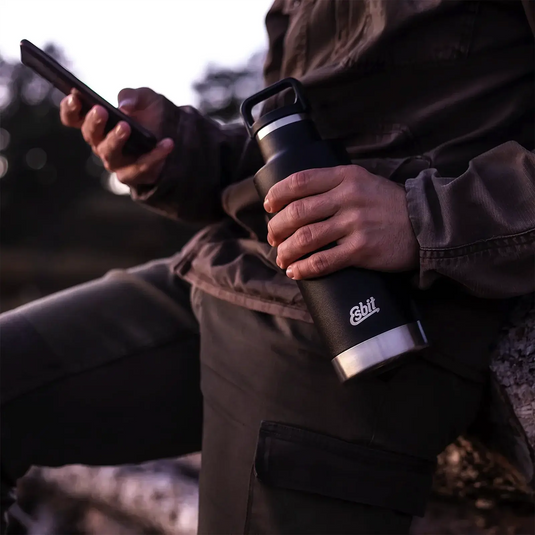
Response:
[96,120,173,178]
[60,90,84,128]
[115,138,174,185]
[60,85,170,186]
[95,121,135,169]
[267,191,339,246]
[285,242,357,280]
[264,168,344,213]
[81,106,108,148]
[275,219,343,269]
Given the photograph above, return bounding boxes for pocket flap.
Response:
[254,421,436,517]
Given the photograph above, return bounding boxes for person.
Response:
[1,0,534,533]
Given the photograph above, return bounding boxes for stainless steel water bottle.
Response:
[240,78,428,380]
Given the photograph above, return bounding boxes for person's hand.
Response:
[264,165,419,280]
[59,87,174,186]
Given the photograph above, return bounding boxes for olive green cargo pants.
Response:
[1,258,484,534]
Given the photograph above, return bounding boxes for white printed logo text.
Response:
[350,298,380,326]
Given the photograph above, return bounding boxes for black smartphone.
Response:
[20,39,158,156]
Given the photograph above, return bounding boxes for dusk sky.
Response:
[1,0,273,107]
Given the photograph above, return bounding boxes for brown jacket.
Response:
[132,0,535,380]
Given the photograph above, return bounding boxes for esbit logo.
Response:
[350,297,380,326]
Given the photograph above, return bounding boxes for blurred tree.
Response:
[0,45,97,248]
[0,45,264,311]
[193,51,264,123]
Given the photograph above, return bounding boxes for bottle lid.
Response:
[240,78,310,139]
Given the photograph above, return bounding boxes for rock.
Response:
[15,456,201,535]
[487,294,535,487]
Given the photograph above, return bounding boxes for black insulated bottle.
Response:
[240,78,428,380]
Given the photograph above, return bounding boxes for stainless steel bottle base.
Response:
[332,322,428,381]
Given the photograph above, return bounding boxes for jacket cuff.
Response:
[405,142,535,297]
[129,96,184,215]
[404,172,440,292]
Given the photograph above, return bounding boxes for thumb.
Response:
[118,90,137,113]
[117,87,155,113]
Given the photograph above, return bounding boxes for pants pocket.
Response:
[245,421,435,534]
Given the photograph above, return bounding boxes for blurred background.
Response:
[0,0,270,312]
[1,2,534,534]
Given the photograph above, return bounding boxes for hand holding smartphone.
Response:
[20,39,158,157]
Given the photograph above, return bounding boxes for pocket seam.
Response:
[259,422,434,472]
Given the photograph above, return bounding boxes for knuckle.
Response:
[296,226,313,249]
[350,233,367,254]
[339,165,353,178]
[310,253,328,275]
[311,195,325,212]
[83,117,96,137]
[96,147,112,171]
[347,176,362,196]
[108,130,126,153]
[348,208,363,227]
[289,200,306,221]
[138,86,154,97]
[314,195,335,216]
[108,131,121,149]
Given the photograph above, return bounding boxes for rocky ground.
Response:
[6,438,534,535]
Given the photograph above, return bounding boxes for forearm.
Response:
[406,141,535,298]
[130,97,262,224]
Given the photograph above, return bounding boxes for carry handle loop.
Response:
[240,77,309,137]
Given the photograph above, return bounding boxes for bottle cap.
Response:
[240,77,310,139]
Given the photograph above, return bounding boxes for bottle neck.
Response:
[255,114,321,161]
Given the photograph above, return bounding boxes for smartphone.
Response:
[20,39,158,156]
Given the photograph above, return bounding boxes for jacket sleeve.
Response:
[405,141,535,298]
[130,97,263,224]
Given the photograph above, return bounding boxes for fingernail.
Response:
[67,95,76,109]
[276,256,282,268]
[267,234,274,246]
[158,138,173,150]
[119,99,135,112]
[286,266,295,279]
[264,198,272,213]
[116,123,127,137]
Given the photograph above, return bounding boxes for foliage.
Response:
[193,51,264,123]
[0,45,99,248]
